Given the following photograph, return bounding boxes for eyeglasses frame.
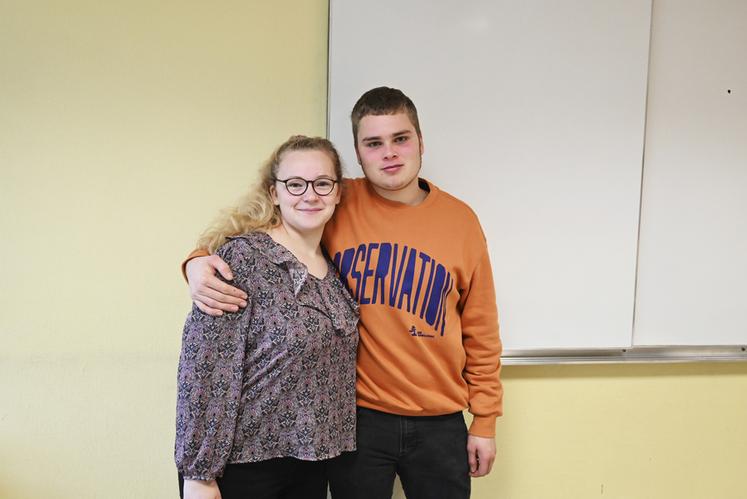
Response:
[273,176,340,196]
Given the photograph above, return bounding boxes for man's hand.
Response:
[467,434,497,477]
[186,255,248,316]
[183,479,221,499]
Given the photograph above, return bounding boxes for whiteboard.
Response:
[634,0,747,346]
[328,0,652,351]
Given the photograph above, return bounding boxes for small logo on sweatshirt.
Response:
[408,325,434,339]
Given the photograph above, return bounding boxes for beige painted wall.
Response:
[1,1,745,498]
[1,1,328,497]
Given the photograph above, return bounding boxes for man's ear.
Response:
[354,144,362,166]
[418,134,425,156]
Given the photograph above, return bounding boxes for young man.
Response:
[185,87,503,499]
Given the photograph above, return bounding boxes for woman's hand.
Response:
[183,479,221,499]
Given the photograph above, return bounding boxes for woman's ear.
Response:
[335,184,342,205]
[269,185,279,206]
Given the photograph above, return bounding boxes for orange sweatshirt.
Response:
[185,177,503,436]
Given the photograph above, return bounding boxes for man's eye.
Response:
[366,141,381,148]
[395,136,408,143]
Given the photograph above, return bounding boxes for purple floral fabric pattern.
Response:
[175,232,359,480]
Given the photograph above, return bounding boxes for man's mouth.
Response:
[382,163,403,173]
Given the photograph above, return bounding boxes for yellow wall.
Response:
[1,1,328,497]
[486,363,747,499]
[1,1,745,498]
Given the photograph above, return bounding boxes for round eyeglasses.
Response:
[274,176,339,196]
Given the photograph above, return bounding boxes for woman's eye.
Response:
[287,180,305,190]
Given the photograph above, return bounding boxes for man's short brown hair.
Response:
[350,87,422,143]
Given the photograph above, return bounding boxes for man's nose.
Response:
[383,142,398,159]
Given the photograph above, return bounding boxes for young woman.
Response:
[175,136,359,499]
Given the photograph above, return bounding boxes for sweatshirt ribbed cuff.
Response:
[468,414,497,438]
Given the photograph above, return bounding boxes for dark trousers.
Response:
[328,407,471,499]
[179,457,327,499]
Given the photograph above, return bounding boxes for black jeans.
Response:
[179,457,327,499]
[328,407,471,499]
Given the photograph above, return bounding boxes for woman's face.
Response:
[270,149,341,235]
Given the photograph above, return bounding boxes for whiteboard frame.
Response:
[502,346,747,365]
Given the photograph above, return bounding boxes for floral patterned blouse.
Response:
[175,232,359,480]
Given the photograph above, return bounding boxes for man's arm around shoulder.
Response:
[183,249,247,316]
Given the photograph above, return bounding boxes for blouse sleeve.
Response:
[174,239,255,480]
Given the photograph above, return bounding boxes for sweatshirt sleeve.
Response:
[459,242,503,438]
[174,241,253,480]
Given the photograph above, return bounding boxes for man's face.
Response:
[355,112,424,202]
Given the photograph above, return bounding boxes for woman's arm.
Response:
[175,240,254,481]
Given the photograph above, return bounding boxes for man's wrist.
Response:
[468,414,497,438]
[181,248,210,282]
